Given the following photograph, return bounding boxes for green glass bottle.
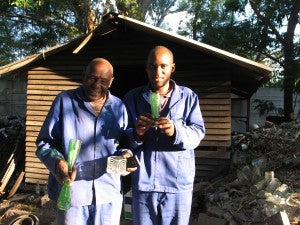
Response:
[150,92,161,119]
[57,180,71,210]
[57,139,82,211]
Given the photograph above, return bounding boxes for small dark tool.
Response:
[126,155,140,168]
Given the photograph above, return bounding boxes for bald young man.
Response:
[36,58,134,225]
[124,46,205,225]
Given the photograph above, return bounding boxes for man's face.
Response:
[83,62,114,100]
[146,49,175,90]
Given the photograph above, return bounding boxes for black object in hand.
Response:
[126,155,140,168]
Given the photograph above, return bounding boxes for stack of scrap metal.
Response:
[0,116,25,198]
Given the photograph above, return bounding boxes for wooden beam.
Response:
[7,171,25,198]
[25,178,47,185]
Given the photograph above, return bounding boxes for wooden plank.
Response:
[26,116,46,122]
[28,74,82,79]
[7,171,25,198]
[27,100,53,106]
[27,85,78,91]
[205,128,231,135]
[197,93,230,99]
[201,105,230,111]
[26,120,43,126]
[26,131,39,137]
[200,140,231,147]
[203,117,230,122]
[27,110,48,116]
[25,167,49,174]
[28,80,81,85]
[25,156,41,163]
[26,172,49,180]
[26,141,37,147]
[200,99,230,105]
[203,135,231,141]
[26,151,38,157]
[25,162,47,169]
[189,86,230,92]
[181,81,230,87]
[25,178,47,185]
[0,161,15,193]
[27,89,62,95]
[195,150,231,159]
[27,95,56,101]
[26,146,37,152]
[26,136,38,142]
[31,66,85,71]
[26,116,45,123]
[27,105,51,111]
[202,111,230,116]
[28,72,83,77]
[26,125,42,131]
[204,123,230,129]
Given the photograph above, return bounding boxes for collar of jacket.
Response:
[75,86,114,116]
[141,80,183,109]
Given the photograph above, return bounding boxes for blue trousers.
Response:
[132,190,192,225]
[56,199,122,225]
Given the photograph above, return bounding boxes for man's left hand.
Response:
[156,117,175,137]
[121,151,137,175]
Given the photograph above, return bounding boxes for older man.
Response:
[36,58,134,225]
[124,46,205,225]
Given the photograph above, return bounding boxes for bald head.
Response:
[147,46,174,64]
[83,58,114,101]
[85,58,113,79]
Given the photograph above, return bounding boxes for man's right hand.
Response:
[55,159,76,185]
[135,113,154,138]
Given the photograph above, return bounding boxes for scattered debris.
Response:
[0,116,25,199]
[191,122,300,225]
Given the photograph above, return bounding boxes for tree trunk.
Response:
[283,64,295,121]
[138,0,151,20]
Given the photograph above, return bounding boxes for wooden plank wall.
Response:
[25,67,83,184]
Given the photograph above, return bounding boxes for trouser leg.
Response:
[57,205,90,225]
[132,190,160,225]
[93,199,123,225]
[57,199,122,225]
[159,191,192,225]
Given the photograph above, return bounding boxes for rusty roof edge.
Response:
[0,35,87,76]
[117,14,273,77]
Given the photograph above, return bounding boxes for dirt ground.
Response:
[0,187,132,225]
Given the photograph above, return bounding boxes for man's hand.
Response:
[135,113,154,138]
[156,117,175,137]
[121,151,137,176]
[55,159,76,185]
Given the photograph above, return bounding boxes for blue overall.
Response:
[36,87,128,225]
[124,81,205,225]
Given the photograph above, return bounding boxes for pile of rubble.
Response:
[0,116,25,199]
[191,122,300,225]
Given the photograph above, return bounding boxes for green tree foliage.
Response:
[0,0,186,66]
[180,0,300,120]
[0,0,100,65]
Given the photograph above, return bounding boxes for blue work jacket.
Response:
[124,81,205,193]
[36,87,128,206]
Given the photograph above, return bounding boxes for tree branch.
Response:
[249,0,284,44]
[285,0,300,51]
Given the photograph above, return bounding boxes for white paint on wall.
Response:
[232,87,300,132]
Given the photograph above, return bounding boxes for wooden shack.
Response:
[0,13,272,184]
